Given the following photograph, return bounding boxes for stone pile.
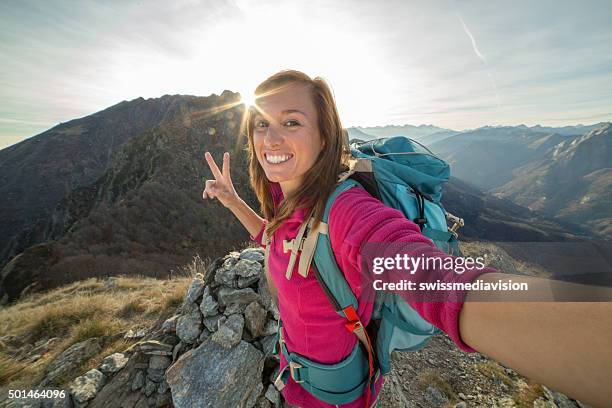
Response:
[3,246,284,408]
[163,246,285,408]
[87,245,283,408]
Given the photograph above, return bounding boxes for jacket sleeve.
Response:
[328,186,497,353]
[249,219,268,248]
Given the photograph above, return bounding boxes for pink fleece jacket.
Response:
[250,181,495,408]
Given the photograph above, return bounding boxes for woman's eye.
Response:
[255,120,299,128]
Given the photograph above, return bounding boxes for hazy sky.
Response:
[1,0,611,149]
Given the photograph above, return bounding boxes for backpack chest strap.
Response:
[282,218,310,280]
[297,219,328,278]
[281,217,329,280]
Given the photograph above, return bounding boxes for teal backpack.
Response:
[270,136,465,407]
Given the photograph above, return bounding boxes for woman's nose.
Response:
[264,125,283,147]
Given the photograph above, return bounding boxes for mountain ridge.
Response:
[0,95,603,305]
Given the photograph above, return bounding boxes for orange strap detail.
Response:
[342,305,375,408]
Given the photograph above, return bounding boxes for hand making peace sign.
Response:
[203,151,240,209]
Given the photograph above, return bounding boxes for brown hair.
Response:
[240,69,351,238]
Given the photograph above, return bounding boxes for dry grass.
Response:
[514,382,545,408]
[177,253,209,278]
[0,273,194,388]
[474,361,513,388]
[117,300,147,319]
[0,352,26,385]
[417,368,457,401]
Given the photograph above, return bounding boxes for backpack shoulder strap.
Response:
[309,177,379,407]
[305,177,364,314]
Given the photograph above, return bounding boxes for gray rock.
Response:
[240,248,265,263]
[198,328,211,344]
[550,389,579,408]
[258,273,280,320]
[142,350,172,356]
[85,353,146,408]
[123,328,147,339]
[147,367,165,383]
[144,377,157,397]
[148,355,172,371]
[217,287,260,308]
[30,337,60,356]
[103,277,118,290]
[172,341,184,363]
[127,340,173,355]
[244,301,267,338]
[424,385,449,407]
[161,315,179,333]
[238,275,260,289]
[211,314,245,348]
[183,274,206,305]
[234,259,262,288]
[223,302,250,316]
[131,370,145,391]
[199,286,219,317]
[234,259,262,277]
[41,338,102,386]
[160,334,179,346]
[533,397,557,408]
[262,320,278,337]
[265,384,281,406]
[202,314,223,332]
[175,303,202,344]
[256,395,272,408]
[260,334,278,358]
[99,352,129,374]
[155,392,172,408]
[69,369,106,404]
[166,340,264,408]
[157,379,169,394]
[214,257,240,287]
[244,382,264,408]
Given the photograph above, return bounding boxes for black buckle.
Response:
[413,217,427,225]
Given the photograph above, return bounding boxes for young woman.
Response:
[203,70,612,408]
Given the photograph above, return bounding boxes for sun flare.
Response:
[240,91,256,110]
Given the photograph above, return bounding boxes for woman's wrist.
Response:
[225,195,244,212]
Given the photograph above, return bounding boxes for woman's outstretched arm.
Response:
[227,197,266,239]
[328,186,612,407]
[459,273,612,408]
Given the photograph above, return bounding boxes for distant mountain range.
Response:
[348,124,452,140]
[426,123,611,237]
[0,95,605,304]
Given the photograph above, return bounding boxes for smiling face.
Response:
[252,82,324,197]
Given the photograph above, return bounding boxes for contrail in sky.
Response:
[458,14,487,64]
[456,12,500,107]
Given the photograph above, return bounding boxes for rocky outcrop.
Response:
[161,247,282,408]
[166,339,264,407]
[40,338,103,387]
[18,245,282,408]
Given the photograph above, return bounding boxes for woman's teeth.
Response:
[266,154,293,164]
